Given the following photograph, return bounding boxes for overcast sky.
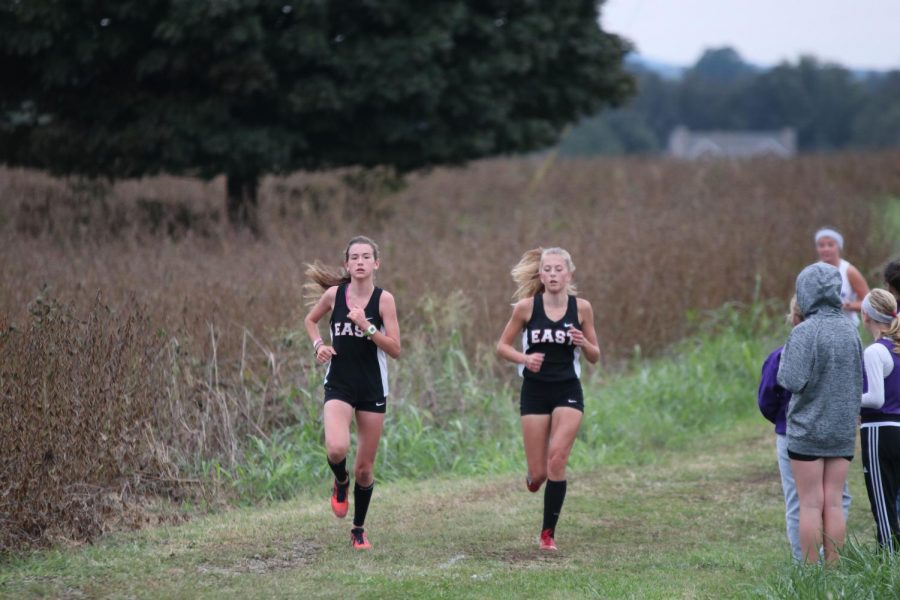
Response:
[602,0,900,71]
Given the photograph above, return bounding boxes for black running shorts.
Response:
[520,378,584,416]
[788,450,853,462]
[324,386,387,414]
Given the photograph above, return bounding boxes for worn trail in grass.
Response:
[0,419,876,599]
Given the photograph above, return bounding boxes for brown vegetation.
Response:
[2,152,899,551]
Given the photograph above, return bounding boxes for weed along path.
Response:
[0,420,874,599]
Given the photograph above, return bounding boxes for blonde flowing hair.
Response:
[510,247,577,301]
[867,288,900,354]
[303,236,380,305]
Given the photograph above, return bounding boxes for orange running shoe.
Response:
[331,478,349,518]
[351,527,371,550]
[526,474,542,493]
[539,528,557,551]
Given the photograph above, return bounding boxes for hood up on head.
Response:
[795,262,843,317]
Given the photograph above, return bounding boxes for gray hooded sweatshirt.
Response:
[777,262,863,457]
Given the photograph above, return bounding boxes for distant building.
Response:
[667,126,797,159]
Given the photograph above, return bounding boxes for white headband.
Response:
[815,228,844,249]
[862,294,896,324]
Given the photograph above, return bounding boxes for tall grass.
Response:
[3,153,899,360]
[576,296,780,466]
[751,537,900,599]
[0,293,174,550]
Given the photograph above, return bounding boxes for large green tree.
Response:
[0,1,633,230]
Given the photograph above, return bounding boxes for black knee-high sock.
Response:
[353,481,375,528]
[542,479,567,532]
[328,458,349,484]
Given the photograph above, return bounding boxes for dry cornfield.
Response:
[2,152,899,550]
[4,154,899,355]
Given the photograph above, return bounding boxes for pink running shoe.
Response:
[351,527,372,550]
[539,528,557,551]
[331,478,349,518]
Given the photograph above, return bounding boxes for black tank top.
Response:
[519,294,581,382]
[325,284,388,396]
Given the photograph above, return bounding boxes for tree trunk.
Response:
[225,172,260,235]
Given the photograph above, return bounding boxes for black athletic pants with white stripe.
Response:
[861,425,900,552]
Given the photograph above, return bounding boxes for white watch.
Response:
[364,324,377,337]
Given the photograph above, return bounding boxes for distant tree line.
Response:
[559,47,900,156]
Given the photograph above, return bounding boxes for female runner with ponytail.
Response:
[496,247,600,551]
[304,236,401,550]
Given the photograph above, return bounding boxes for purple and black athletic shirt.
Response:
[861,338,900,423]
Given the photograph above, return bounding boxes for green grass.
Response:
[1,419,892,599]
[878,194,900,255]
[754,537,900,599]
